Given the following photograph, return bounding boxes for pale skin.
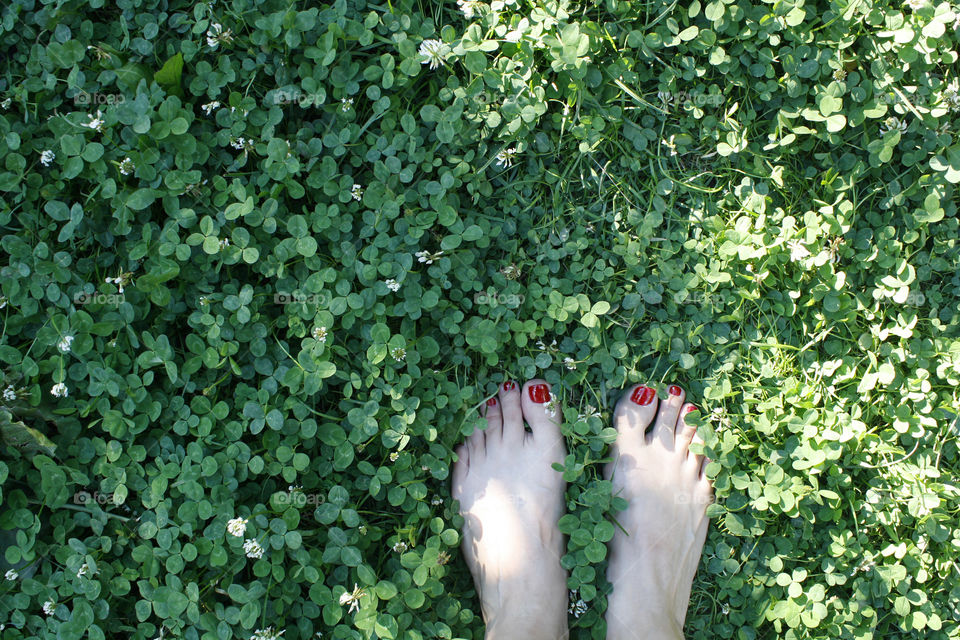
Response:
[452,379,712,640]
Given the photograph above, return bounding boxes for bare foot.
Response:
[452,380,569,640]
[604,384,712,640]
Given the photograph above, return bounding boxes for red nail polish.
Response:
[669,385,682,396]
[503,381,516,391]
[686,405,698,413]
[529,384,550,403]
[487,398,497,407]
[630,386,655,406]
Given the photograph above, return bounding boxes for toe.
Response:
[452,445,468,499]
[520,379,563,450]
[483,394,504,442]
[497,381,524,445]
[685,428,706,475]
[650,383,685,448]
[675,403,700,452]
[613,384,658,446]
[466,421,486,461]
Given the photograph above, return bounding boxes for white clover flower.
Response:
[1,97,11,109]
[563,357,577,370]
[385,279,401,292]
[0,294,7,309]
[341,97,353,112]
[51,383,68,398]
[82,110,105,132]
[879,115,907,136]
[415,250,443,265]
[457,0,484,18]
[787,240,811,262]
[358,525,368,535]
[43,600,56,615]
[390,347,406,362]
[350,184,364,202]
[3,385,16,402]
[312,326,328,343]
[243,538,264,559]
[391,540,409,553]
[206,23,233,49]
[577,405,602,421]
[226,517,248,537]
[418,39,449,70]
[495,147,517,168]
[40,149,55,166]
[104,272,130,294]
[201,101,220,115]
[219,238,230,250]
[430,496,443,506]
[536,338,558,352]
[545,392,559,419]
[250,627,285,640]
[339,583,364,613]
[230,136,254,152]
[77,562,93,578]
[941,80,960,111]
[389,452,399,462]
[568,590,588,618]
[229,105,250,116]
[4,569,18,580]
[57,335,74,353]
[119,157,135,175]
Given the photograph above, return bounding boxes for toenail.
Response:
[686,405,698,413]
[669,385,682,396]
[630,386,655,406]
[487,397,497,407]
[529,383,550,403]
[503,381,516,391]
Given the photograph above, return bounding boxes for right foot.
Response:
[452,380,569,640]
[604,383,713,640]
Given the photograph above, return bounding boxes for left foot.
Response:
[452,379,569,640]
[603,383,713,640]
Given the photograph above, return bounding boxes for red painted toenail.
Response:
[487,397,497,407]
[669,385,682,396]
[503,381,516,391]
[686,405,698,413]
[529,384,550,403]
[630,386,655,406]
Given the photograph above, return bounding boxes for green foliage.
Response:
[1,0,959,638]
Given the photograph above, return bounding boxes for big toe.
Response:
[613,384,658,447]
[521,379,563,449]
